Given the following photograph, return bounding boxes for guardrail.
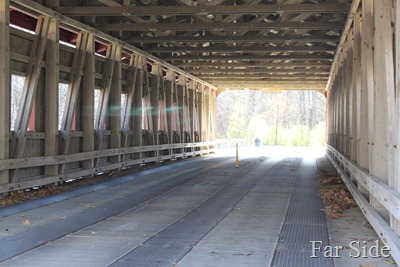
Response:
[0,141,216,194]
[326,144,400,264]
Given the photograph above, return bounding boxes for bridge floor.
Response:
[0,147,395,266]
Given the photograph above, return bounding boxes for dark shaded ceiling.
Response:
[43,0,351,91]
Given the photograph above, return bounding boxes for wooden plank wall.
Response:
[326,0,400,263]
[0,1,217,193]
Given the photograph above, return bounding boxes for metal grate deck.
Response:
[271,159,333,267]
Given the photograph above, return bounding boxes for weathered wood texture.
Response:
[0,0,10,185]
[326,0,400,262]
[1,3,217,193]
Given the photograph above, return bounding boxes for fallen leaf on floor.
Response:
[22,219,30,225]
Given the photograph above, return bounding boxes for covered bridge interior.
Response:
[1,0,400,265]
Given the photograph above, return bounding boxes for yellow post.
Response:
[235,143,239,168]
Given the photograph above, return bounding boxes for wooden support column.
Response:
[59,31,90,173]
[339,65,344,153]
[359,2,372,177]
[0,0,10,185]
[11,16,51,181]
[197,84,204,143]
[204,88,210,144]
[150,63,162,147]
[165,70,183,147]
[44,18,59,176]
[210,90,217,143]
[370,0,390,220]
[132,56,144,158]
[81,34,95,169]
[109,45,121,164]
[188,80,196,147]
[375,0,399,231]
[345,34,353,159]
[177,76,185,144]
[94,44,118,163]
[395,0,400,235]
[121,53,139,156]
[165,70,174,145]
[352,11,361,164]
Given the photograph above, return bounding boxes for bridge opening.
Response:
[217,89,326,147]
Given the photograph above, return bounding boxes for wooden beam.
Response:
[0,0,10,185]
[326,147,400,266]
[59,4,350,16]
[162,54,333,61]
[177,62,331,68]
[11,0,217,91]
[188,69,330,74]
[59,31,90,173]
[44,18,59,177]
[96,22,344,32]
[375,0,399,233]
[132,55,145,158]
[109,45,122,164]
[197,74,328,79]
[145,46,336,54]
[325,0,361,92]
[121,53,139,159]
[212,81,325,89]
[94,43,119,165]
[351,11,360,164]
[150,63,164,155]
[11,16,51,182]
[81,33,95,170]
[126,35,340,44]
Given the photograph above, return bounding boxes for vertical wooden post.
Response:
[375,0,399,232]
[352,11,361,164]
[44,18,59,176]
[0,0,10,185]
[11,16,51,181]
[177,76,185,144]
[59,31,90,173]
[395,0,400,235]
[81,33,95,169]
[94,43,118,161]
[369,0,389,219]
[151,63,162,147]
[132,56,144,158]
[188,80,195,145]
[346,34,353,159]
[109,45,121,164]
[121,53,139,155]
[197,84,204,143]
[165,70,175,145]
[359,2,372,172]
[204,87,210,144]
[339,66,344,153]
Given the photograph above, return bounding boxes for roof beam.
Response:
[212,81,326,89]
[144,46,335,53]
[176,62,332,67]
[189,69,330,74]
[58,4,350,16]
[198,74,328,79]
[161,54,333,61]
[96,22,344,31]
[126,35,340,44]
